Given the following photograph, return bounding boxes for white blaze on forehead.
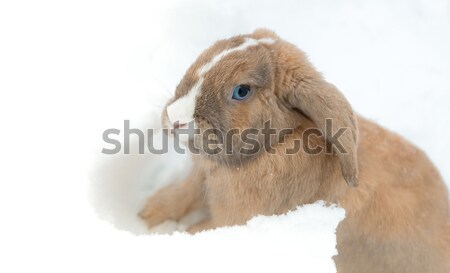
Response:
[166,37,275,127]
[197,37,275,76]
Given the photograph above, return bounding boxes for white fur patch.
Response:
[166,78,203,125]
[166,37,275,127]
[197,37,274,76]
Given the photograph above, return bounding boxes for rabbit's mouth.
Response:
[195,114,215,131]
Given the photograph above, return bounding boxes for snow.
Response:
[0,0,449,273]
[127,203,345,273]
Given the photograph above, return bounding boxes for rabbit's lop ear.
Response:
[288,80,359,187]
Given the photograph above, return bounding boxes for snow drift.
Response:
[135,203,345,273]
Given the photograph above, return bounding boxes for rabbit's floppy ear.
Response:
[287,79,359,187]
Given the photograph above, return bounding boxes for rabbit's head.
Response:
[162,29,359,186]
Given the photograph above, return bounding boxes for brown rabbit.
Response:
[139,29,450,273]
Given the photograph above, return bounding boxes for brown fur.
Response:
[140,29,450,273]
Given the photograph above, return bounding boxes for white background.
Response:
[0,0,449,272]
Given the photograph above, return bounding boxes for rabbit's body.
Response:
[140,30,450,272]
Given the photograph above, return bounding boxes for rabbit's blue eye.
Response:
[232,85,251,100]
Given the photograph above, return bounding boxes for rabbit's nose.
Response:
[173,122,188,130]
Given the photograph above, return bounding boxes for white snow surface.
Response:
[126,203,345,273]
[0,0,450,273]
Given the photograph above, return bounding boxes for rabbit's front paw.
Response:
[139,195,176,228]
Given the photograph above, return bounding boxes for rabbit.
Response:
[139,29,450,273]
